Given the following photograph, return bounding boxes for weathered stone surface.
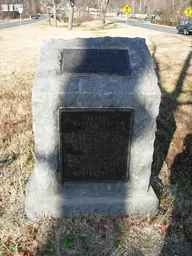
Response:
[25,37,161,219]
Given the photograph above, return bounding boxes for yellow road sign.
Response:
[123,4,132,14]
[184,7,192,17]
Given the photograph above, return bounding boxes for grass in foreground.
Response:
[0,31,192,255]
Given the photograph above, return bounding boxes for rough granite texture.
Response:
[25,37,161,219]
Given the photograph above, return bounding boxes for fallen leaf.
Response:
[26,252,33,256]
[27,237,34,242]
[161,224,166,234]
[5,253,12,256]
[118,232,125,239]
[148,216,157,224]
[98,219,105,230]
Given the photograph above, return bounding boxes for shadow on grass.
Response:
[151,41,192,255]
[35,214,145,256]
[151,44,192,185]
[159,133,192,256]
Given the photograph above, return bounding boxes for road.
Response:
[1,14,190,36]
[107,16,178,35]
[0,16,45,30]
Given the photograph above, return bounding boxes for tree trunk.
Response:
[98,0,109,28]
[68,5,74,30]
[47,8,51,26]
[53,4,57,27]
[101,13,105,28]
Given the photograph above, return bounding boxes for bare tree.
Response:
[51,0,66,27]
[0,5,3,20]
[108,0,127,11]
[41,0,67,27]
[75,0,95,16]
[97,0,110,28]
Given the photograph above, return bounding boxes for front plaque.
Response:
[61,49,132,76]
[59,109,133,183]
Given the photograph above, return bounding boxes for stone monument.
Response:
[25,37,161,219]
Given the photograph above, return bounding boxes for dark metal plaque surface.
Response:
[59,109,133,183]
[61,49,132,76]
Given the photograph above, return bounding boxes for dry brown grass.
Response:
[0,23,192,255]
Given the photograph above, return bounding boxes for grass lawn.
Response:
[0,22,192,256]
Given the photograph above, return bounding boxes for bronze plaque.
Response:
[61,49,132,76]
[59,108,133,183]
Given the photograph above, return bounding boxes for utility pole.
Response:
[132,0,135,18]
[139,0,142,19]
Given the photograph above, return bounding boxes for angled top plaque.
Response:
[61,49,132,76]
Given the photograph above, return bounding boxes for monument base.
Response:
[25,172,158,220]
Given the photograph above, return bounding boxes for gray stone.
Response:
[25,37,161,219]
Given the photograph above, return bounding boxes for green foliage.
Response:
[62,235,73,246]
[0,250,6,256]
[189,0,192,7]
[47,252,57,256]
[114,239,121,248]
[114,225,122,233]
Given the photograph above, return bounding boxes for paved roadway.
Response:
[0,16,45,30]
[1,15,191,37]
[107,16,178,35]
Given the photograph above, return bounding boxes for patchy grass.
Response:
[77,24,124,31]
[34,20,80,28]
[35,214,164,256]
[34,20,123,31]
[0,25,192,255]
